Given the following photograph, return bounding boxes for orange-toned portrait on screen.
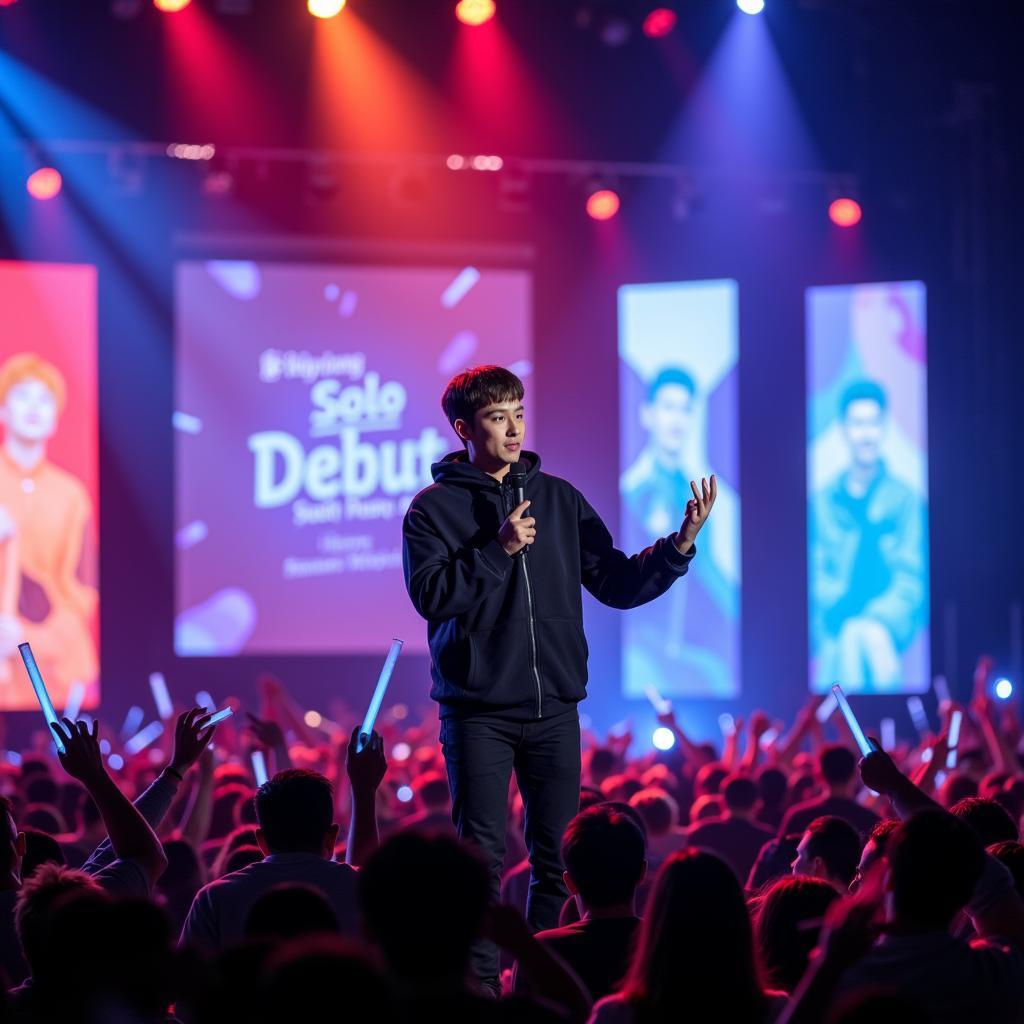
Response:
[0,260,99,712]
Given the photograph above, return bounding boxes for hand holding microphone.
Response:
[499,460,536,556]
[499,501,536,556]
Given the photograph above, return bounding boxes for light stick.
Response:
[933,674,951,707]
[149,673,173,720]
[120,705,144,741]
[816,692,838,723]
[358,638,403,752]
[880,717,896,752]
[251,749,268,787]
[946,709,963,769]
[19,643,65,753]
[718,712,735,737]
[831,684,874,757]
[644,684,671,716]
[759,726,779,750]
[63,681,86,723]
[201,706,234,728]
[196,690,215,713]
[124,721,165,755]
[907,696,929,737]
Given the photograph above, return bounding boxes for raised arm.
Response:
[345,727,387,868]
[52,718,168,889]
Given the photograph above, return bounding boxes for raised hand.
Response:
[346,726,387,796]
[169,706,217,776]
[51,718,105,785]
[246,711,286,752]
[675,475,717,553]
[498,499,536,556]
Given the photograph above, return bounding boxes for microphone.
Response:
[508,459,528,512]
[508,460,531,556]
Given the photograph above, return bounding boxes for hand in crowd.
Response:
[246,711,286,752]
[169,706,218,776]
[346,726,387,795]
[51,717,105,785]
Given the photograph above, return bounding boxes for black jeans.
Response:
[440,707,581,989]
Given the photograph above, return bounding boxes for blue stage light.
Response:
[995,677,1013,700]
[737,0,765,13]
[652,727,676,751]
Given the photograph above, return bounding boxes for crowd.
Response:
[0,661,1020,1023]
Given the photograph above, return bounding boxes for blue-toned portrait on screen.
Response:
[807,283,930,694]
[619,280,741,699]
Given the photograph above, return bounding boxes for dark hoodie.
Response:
[402,450,694,720]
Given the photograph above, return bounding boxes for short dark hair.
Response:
[647,367,696,403]
[562,804,646,908]
[358,832,489,979]
[888,811,984,929]
[840,379,887,417]
[21,828,66,880]
[15,863,106,971]
[756,767,787,808]
[440,365,524,441]
[629,788,678,837]
[866,817,902,857]
[255,771,334,854]
[754,875,839,993]
[819,744,857,786]
[723,775,759,813]
[950,796,1019,846]
[804,816,861,886]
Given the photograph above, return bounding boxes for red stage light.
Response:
[455,0,495,27]
[308,0,346,17]
[0,0,19,8]
[829,197,862,227]
[26,167,62,201]
[153,0,191,10]
[586,189,620,221]
[643,8,677,38]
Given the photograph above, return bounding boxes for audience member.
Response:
[791,816,861,892]
[686,775,775,883]
[778,746,879,840]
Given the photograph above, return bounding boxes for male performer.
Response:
[401,365,716,993]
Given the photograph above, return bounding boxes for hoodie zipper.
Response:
[505,480,543,719]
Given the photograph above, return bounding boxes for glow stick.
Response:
[880,717,896,752]
[195,690,215,714]
[124,721,164,755]
[120,705,144,741]
[644,684,670,715]
[907,696,929,737]
[149,673,173,720]
[946,709,962,769]
[63,681,86,723]
[718,712,735,737]
[201,706,234,728]
[19,643,65,753]
[251,749,268,787]
[831,684,874,757]
[759,726,779,750]
[816,692,838,723]
[358,638,403,752]
[933,674,951,707]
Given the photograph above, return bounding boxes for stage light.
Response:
[643,7,677,38]
[736,0,765,13]
[0,0,20,7]
[829,197,862,227]
[652,727,676,751]
[108,754,125,771]
[392,742,412,762]
[586,188,620,221]
[396,785,414,803]
[154,0,191,11]
[995,677,1014,700]
[304,710,323,728]
[455,0,495,26]
[26,167,62,201]
[308,0,346,16]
